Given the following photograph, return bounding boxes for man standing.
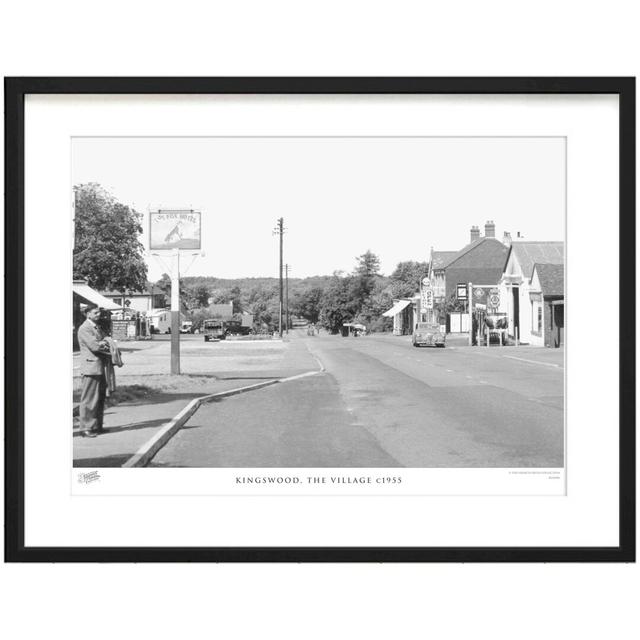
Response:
[77,305,109,437]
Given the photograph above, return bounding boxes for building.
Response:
[382,295,419,335]
[443,221,511,300]
[427,249,459,302]
[148,308,187,334]
[499,241,564,345]
[72,280,121,349]
[427,222,510,332]
[530,263,564,347]
[99,284,164,314]
[208,301,235,319]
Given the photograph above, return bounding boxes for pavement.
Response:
[73,335,320,467]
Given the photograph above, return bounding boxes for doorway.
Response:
[512,286,520,338]
[552,303,564,347]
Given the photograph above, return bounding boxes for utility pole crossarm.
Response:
[273,218,285,338]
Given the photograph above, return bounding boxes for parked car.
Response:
[412,322,445,348]
[179,321,193,334]
[222,319,252,337]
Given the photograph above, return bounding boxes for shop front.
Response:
[383,296,418,336]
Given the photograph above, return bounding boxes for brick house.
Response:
[444,236,510,300]
[428,249,459,302]
[427,221,511,331]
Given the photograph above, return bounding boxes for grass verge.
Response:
[73,374,220,404]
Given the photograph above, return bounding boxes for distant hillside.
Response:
[182,275,334,288]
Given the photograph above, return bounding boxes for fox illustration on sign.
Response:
[150,210,201,250]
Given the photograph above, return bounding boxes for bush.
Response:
[368,316,393,333]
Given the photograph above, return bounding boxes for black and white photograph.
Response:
[71,136,566,475]
[7,77,632,562]
[2,3,638,637]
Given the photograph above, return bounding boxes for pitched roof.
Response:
[208,302,234,318]
[430,250,459,270]
[100,281,157,296]
[446,237,510,270]
[534,263,564,296]
[509,241,564,278]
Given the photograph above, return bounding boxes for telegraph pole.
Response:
[273,218,285,338]
[170,249,181,374]
[285,264,291,334]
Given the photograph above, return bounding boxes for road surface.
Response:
[150,332,564,467]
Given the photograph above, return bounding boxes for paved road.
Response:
[150,332,564,468]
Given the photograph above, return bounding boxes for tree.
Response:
[354,250,381,277]
[355,279,394,330]
[184,283,210,309]
[246,284,280,331]
[229,285,243,314]
[154,273,187,309]
[291,286,324,323]
[390,260,429,298]
[73,183,148,292]
[319,274,354,333]
[155,273,172,303]
[350,250,381,310]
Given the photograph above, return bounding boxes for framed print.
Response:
[4,77,635,562]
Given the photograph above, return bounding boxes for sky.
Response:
[72,137,565,280]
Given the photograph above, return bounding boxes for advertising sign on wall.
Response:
[421,288,434,309]
[150,210,201,250]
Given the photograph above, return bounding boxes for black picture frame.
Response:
[4,77,635,563]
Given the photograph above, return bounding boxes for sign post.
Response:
[456,282,468,333]
[170,249,181,374]
[468,282,473,345]
[420,277,433,323]
[150,209,202,375]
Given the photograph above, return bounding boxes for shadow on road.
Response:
[73,417,169,437]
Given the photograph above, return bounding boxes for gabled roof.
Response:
[446,237,510,270]
[100,281,157,296]
[430,250,459,270]
[101,289,153,297]
[533,263,564,296]
[508,241,564,279]
[208,302,234,318]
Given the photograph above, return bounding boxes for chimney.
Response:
[503,231,512,246]
[485,220,495,238]
[470,225,480,243]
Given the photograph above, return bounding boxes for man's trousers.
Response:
[79,374,107,432]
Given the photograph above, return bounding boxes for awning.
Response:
[72,282,121,310]
[383,299,412,317]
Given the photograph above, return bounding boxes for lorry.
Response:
[203,319,252,341]
[203,320,225,341]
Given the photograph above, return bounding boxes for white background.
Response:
[28,95,608,544]
[1,1,638,639]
